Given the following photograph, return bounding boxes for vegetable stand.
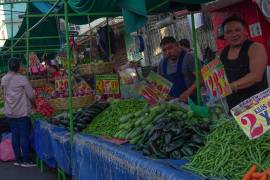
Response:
[3,1,270,180]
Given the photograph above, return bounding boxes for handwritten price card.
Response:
[201,59,232,98]
[146,71,172,101]
[96,75,119,95]
[231,88,270,139]
[55,78,68,92]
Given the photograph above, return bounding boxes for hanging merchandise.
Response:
[118,63,139,85]
[96,25,116,61]
[69,36,79,65]
[29,52,46,76]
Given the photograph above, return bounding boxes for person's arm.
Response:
[179,54,203,102]
[230,43,267,91]
[23,77,36,107]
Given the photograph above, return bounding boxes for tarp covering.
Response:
[68,0,214,33]
[34,120,57,168]
[0,0,214,70]
[34,120,72,174]
[73,133,203,180]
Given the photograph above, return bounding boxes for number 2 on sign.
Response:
[240,114,264,139]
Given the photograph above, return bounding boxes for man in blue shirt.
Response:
[158,36,197,102]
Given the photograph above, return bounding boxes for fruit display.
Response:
[35,97,55,117]
[83,99,146,138]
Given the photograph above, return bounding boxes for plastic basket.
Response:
[30,79,48,88]
[48,95,95,110]
[78,62,114,75]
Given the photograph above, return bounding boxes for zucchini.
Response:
[127,127,143,139]
[134,116,145,127]
[144,123,153,132]
[119,114,134,123]
[129,134,143,145]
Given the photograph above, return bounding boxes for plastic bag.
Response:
[0,139,15,161]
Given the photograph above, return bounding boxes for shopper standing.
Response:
[1,57,36,167]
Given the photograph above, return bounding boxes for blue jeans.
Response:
[7,117,31,162]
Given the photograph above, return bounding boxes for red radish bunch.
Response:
[35,97,54,117]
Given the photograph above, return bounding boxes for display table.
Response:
[34,120,72,174]
[34,120,202,180]
[73,134,203,180]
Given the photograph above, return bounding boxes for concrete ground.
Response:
[0,161,57,180]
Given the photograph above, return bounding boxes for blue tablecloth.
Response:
[34,120,72,174]
[73,133,203,180]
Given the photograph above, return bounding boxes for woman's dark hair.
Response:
[8,57,20,73]
[222,15,247,29]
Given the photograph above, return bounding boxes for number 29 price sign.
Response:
[231,88,270,140]
[201,59,232,98]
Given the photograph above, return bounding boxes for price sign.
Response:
[146,71,172,101]
[231,88,270,140]
[134,81,161,105]
[201,59,232,98]
[96,75,119,95]
[55,78,68,92]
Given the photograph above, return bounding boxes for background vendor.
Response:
[47,60,60,79]
[220,16,268,110]
[158,36,198,102]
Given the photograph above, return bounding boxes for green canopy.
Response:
[68,0,213,32]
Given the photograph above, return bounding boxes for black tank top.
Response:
[220,40,268,110]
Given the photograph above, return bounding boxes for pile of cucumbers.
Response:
[83,99,146,137]
[114,102,213,159]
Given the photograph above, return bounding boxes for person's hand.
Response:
[179,91,190,102]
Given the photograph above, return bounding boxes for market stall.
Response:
[2,1,270,180]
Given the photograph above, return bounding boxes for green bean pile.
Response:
[83,99,146,138]
[184,120,270,180]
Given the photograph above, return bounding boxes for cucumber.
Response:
[144,123,153,131]
[134,110,145,118]
[134,116,145,127]
[127,127,143,139]
[119,114,134,123]
[129,134,143,145]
